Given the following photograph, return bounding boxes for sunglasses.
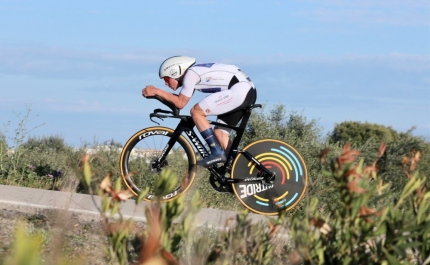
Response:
[163,76,170,82]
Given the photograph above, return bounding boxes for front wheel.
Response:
[119,126,197,202]
[231,139,308,215]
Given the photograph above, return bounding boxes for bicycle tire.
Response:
[231,139,308,215]
[120,126,197,202]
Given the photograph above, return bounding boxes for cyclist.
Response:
[142,56,256,167]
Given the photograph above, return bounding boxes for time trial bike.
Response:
[119,96,308,216]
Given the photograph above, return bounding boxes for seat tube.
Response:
[230,108,252,152]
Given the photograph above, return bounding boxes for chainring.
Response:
[209,173,233,193]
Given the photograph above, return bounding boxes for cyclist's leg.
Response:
[191,105,226,167]
[193,83,253,167]
[214,84,256,152]
[213,126,231,151]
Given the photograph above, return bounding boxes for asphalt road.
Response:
[0,185,268,229]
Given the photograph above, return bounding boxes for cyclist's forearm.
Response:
[154,88,189,109]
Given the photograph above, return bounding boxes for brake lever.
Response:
[149,113,165,125]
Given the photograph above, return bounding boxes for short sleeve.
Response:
[180,70,200,97]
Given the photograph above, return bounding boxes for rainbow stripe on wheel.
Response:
[231,139,308,215]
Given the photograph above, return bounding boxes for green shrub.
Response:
[4,144,429,264]
[288,143,430,264]
[329,121,400,146]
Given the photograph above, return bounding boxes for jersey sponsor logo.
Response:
[195,63,215,68]
[206,76,225,82]
[214,94,229,103]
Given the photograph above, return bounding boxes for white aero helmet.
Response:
[159,56,196,80]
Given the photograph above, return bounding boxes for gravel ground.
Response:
[0,203,145,265]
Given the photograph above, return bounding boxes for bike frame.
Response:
[147,96,275,184]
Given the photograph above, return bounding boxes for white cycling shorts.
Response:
[197,82,253,116]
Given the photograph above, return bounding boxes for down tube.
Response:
[183,130,209,159]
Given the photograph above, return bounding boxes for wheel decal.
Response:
[119,126,197,202]
[279,146,304,179]
[256,201,269,206]
[276,193,298,207]
[254,194,269,201]
[261,161,286,184]
[273,190,289,201]
[231,139,308,215]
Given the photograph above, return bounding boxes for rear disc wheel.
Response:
[231,139,308,215]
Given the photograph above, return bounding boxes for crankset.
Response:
[209,173,233,193]
[257,170,276,185]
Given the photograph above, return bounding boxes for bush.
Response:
[3,145,429,264]
[289,143,430,264]
[242,104,328,213]
[329,121,399,146]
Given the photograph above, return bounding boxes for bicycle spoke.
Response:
[120,127,197,202]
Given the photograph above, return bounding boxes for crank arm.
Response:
[241,150,276,183]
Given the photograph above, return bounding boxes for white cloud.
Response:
[300,0,429,9]
[44,99,139,114]
[0,45,166,78]
[1,43,428,82]
[295,0,429,25]
[179,0,224,5]
[304,9,427,25]
[227,53,430,75]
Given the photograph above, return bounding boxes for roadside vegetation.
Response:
[0,104,429,264]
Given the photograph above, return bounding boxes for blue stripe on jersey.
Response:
[194,63,215,68]
[200,87,221,93]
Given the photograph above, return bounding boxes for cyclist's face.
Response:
[163,77,179,90]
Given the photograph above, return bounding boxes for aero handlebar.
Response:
[145,95,180,116]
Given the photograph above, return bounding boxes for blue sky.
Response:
[1,0,429,147]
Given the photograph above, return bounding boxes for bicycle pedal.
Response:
[262,176,275,185]
[262,180,274,186]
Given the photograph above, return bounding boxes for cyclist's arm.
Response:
[152,88,191,109]
[166,69,199,109]
[142,70,198,109]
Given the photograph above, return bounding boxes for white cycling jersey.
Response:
[180,63,255,97]
[179,63,257,130]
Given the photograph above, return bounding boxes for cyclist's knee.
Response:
[190,104,204,117]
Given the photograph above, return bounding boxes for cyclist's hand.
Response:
[142,85,156,98]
